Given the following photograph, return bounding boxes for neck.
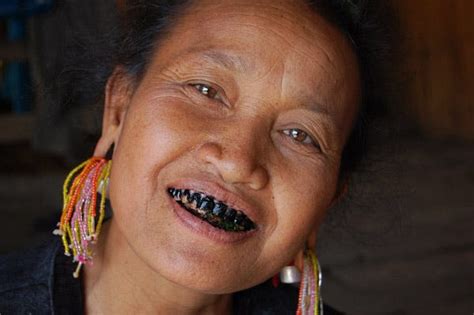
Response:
[83,220,233,315]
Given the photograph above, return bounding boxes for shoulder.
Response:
[0,237,60,313]
[233,280,298,314]
[233,280,345,314]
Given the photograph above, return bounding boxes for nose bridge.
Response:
[225,118,262,165]
[197,116,269,190]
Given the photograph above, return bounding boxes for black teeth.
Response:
[199,197,214,211]
[233,211,244,225]
[212,202,227,217]
[168,187,255,232]
[190,192,202,205]
[183,189,191,201]
[168,187,182,199]
[224,208,236,221]
[242,218,255,230]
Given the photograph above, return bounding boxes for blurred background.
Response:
[0,0,472,314]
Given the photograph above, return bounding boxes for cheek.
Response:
[268,161,338,250]
[113,93,206,178]
[108,94,201,224]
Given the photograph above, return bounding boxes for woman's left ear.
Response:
[294,227,319,271]
[93,67,134,157]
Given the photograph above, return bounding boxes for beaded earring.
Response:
[296,249,323,315]
[53,157,112,278]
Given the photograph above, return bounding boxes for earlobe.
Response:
[93,67,134,157]
[293,229,318,272]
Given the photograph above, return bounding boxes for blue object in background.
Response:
[0,0,54,17]
[0,0,54,113]
[1,18,31,113]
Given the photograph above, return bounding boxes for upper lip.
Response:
[167,178,260,225]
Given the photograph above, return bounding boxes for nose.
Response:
[196,128,270,191]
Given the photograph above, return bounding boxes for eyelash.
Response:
[191,83,320,152]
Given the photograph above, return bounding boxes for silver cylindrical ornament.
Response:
[279,265,301,284]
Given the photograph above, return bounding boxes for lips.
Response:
[167,187,256,232]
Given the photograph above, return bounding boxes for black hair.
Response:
[55,0,395,180]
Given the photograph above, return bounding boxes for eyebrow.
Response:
[185,48,252,73]
[303,101,331,117]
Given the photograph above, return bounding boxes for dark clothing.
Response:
[0,237,343,314]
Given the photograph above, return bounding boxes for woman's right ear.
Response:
[94,67,134,157]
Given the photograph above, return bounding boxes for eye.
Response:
[282,128,320,150]
[190,83,219,99]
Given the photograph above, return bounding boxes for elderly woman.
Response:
[0,0,390,314]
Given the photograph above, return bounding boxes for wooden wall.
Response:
[394,0,474,140]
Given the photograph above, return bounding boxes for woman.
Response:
[0,0,391,314]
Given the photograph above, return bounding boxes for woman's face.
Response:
[103,0,360,294]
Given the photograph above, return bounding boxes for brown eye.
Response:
[191,83,219,99]
[283,128,320,149]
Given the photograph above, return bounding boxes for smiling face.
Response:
[99,0,360,294]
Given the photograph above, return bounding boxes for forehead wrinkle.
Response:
[175,6,344,81]
[201,50,252,73]
[172,46,254,75]
[195,0,318,33]
[189,2,340,57]
[198,20,340,87]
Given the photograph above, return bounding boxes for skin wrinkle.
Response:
[200,51,253,74]
[85,1,361,314]
[188,2,340,76]
[158,51,239,105]
[205,20,337,79]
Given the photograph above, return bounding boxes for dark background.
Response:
[0,1,472,314]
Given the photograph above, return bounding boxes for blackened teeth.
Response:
[167,187,256,232]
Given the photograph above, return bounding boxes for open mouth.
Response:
[167,187,256,232]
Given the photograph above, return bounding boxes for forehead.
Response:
[166,0,349,61]
[160,1,357,83]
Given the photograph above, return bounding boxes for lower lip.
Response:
[168,195,257,244]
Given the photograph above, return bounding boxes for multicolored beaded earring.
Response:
[296,249,323,315]
[53,157,112,278]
